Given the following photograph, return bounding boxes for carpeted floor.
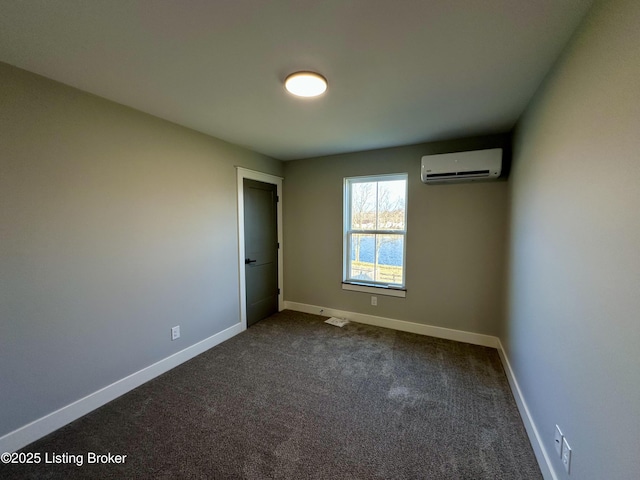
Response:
[3,310,542,479]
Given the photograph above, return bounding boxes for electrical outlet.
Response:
[562,437,571,474]
[371,296,377,306]
[171,325,180,341]
[554,425,563,457]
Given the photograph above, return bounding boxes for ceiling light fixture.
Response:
[284,71,327,97]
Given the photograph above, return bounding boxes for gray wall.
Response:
[284,135,510,336]
[0,62,282,437]
[505,0,640,478]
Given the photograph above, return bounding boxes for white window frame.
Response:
[342,173,407,297]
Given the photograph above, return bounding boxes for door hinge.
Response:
[277,242,280,249]
[277,288,281,295]
[276,195,279,203]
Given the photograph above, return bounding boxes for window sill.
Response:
[341,282,406,298]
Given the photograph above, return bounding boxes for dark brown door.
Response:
[243,179,278,327]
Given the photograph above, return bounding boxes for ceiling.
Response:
[0,1,593,160]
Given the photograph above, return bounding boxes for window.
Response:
[343,174,407,295]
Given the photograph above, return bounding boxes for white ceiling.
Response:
[0,1,593,160]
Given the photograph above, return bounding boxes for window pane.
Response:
[375,234,404,285]
[376,180,406,230]
[349,233,375,281]
[350,182,376,230]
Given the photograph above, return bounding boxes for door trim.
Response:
[236,167,283,330]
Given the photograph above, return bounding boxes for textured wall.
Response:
[0,62,282,437]
[284,135,510,336]
[505,0,640,478]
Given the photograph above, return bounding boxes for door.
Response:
[243,178,279,327]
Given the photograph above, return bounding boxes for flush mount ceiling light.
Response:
[284,71,328,97]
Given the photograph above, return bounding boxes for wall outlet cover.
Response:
[554,425,563,457]
[171,326,180,340]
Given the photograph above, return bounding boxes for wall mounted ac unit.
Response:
[421,148,502,184]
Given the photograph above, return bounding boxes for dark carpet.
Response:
[3,310,542,479]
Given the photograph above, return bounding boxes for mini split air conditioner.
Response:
[421,148,502,184]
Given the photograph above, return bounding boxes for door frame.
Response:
[236,167,283,330]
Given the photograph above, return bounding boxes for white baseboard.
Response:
[0,322,243,454]
[497,339,557,480]
[284,301,499,348]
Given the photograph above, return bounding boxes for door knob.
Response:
[245,258,257,264]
